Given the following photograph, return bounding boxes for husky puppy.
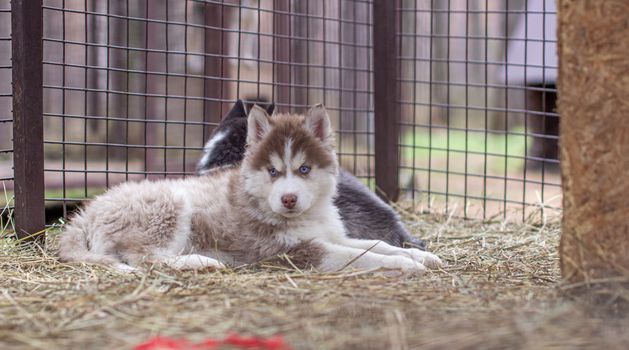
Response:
[197,100,427,249]
[58,105,442,273]
[196,100,275,174]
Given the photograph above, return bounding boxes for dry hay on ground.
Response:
[1,212,628,350]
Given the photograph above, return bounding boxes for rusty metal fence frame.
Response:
[0,2,14,233]
[3,0,560,240]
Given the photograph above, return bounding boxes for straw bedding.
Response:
[1,210,627,349]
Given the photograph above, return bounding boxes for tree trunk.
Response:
[558,1,629,286]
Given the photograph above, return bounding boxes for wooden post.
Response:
[11,0,45,241]
[558,1,629,285]
[290,0,308,109]
[144,0,163,178]
[204,1,227,123]
[273,0,291,109]
[373,0,400,202]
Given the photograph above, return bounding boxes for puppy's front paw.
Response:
[403,248,443,269]
[387,256,426,276]
[111,263,140,273]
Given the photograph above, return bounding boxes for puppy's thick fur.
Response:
[197,100,427,249]
[58,105,441,273]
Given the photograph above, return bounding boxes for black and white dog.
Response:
[197,100,427,250]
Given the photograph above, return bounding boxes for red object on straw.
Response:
[132,333,291,350]
[133,337,190,350]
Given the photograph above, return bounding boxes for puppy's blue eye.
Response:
[299,165,311,175]
[268,168,279,177]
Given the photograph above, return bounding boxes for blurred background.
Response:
[0,0,559,223]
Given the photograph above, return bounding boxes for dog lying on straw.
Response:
[58,104,442,274]
[196,99,428,250]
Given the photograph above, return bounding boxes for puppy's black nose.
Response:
[281,194,298,209]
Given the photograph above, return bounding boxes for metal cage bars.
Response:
[5,0,560,240]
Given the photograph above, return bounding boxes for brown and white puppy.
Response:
[197,100,428,249]
[58,105,442,274]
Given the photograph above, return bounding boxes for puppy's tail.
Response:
[58,214,120,266]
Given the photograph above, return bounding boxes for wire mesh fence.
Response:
[1,0,560,237]
[0,0,13,222]
[38,0,374,219]
[396,0,560,219]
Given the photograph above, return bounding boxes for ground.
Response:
[1,211,628,350]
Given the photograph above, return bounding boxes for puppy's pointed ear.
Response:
[306,104,332,141]
[225,100,247,120]
[266,102,276,116]
[247,105,272,144]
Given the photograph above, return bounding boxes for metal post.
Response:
[373,0,400,202]
[11,0,45,240]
